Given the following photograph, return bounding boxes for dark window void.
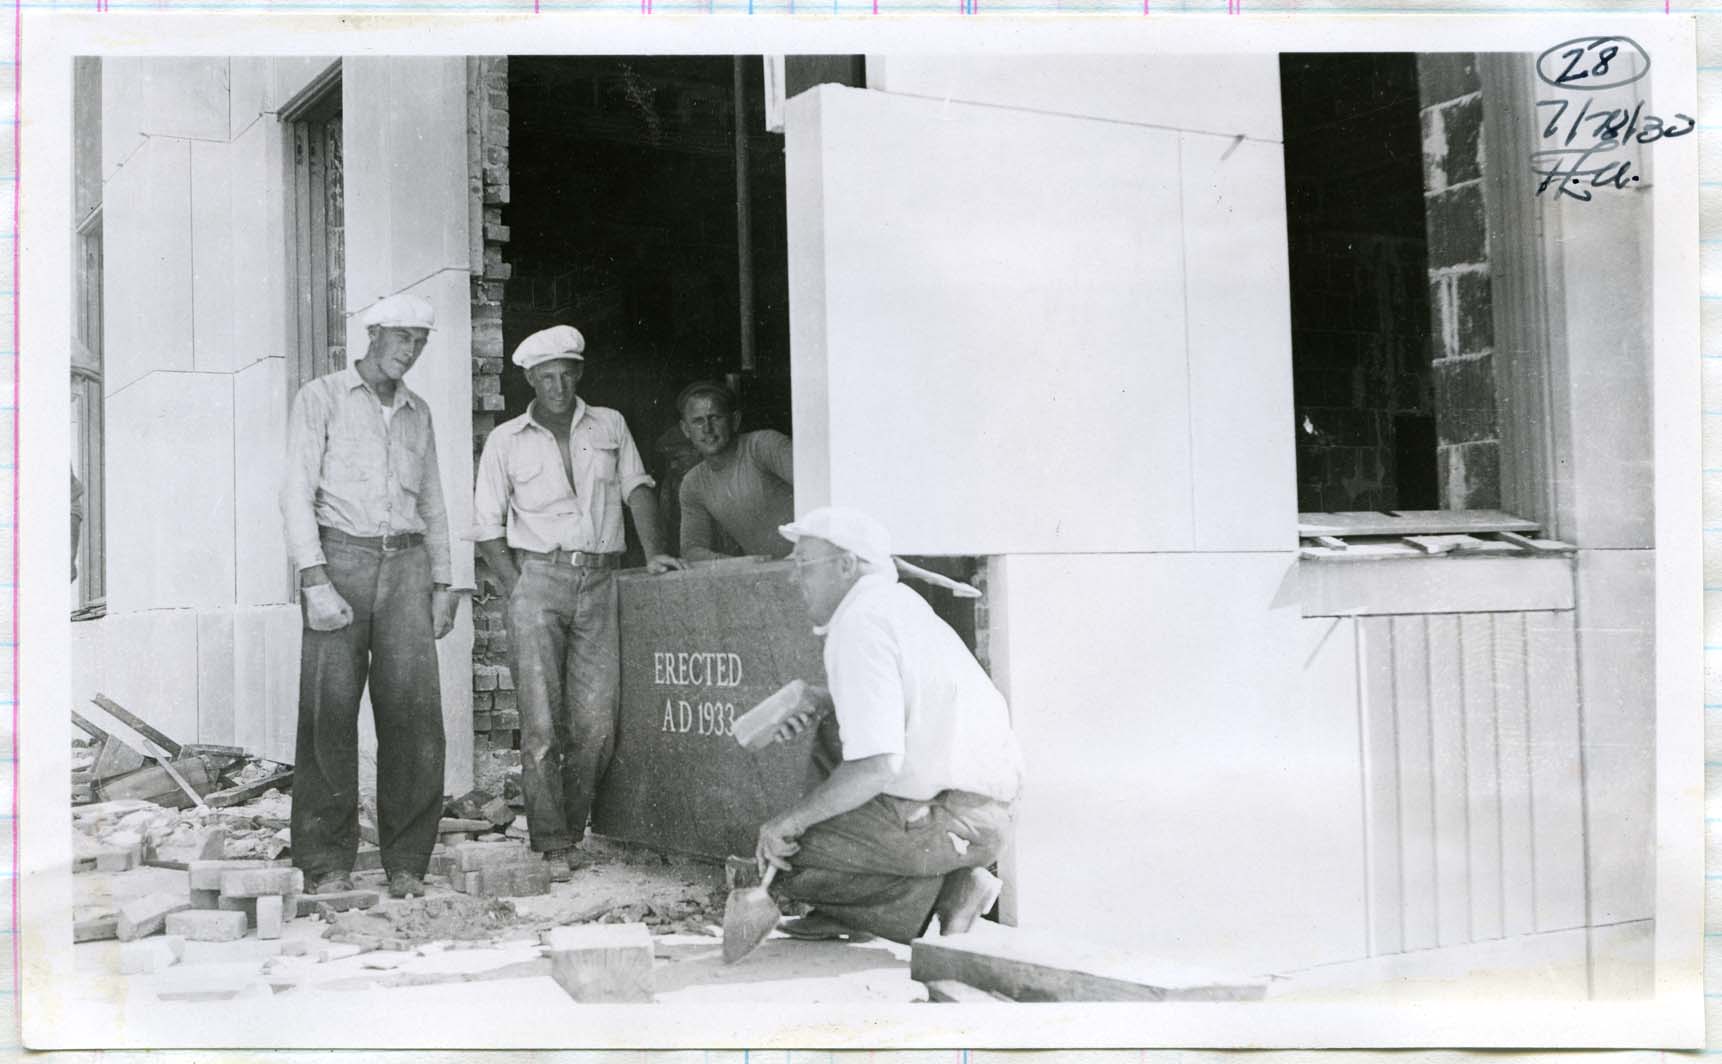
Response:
[1281,54,1438,513]
[505,57,792,515]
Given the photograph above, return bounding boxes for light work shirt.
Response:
[820,571,1024,803]
[281,366,453,584]
[469,398,655,554]
[679,429,796,558]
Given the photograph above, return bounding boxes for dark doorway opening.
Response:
[505,56,793,560]
[1280,54,1438,513]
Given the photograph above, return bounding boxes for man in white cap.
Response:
[755,506,1023,943]
[469,324,682,878]
[281,292,458,900]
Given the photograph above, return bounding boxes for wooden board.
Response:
[1356,617,1402,956]
[1392,615,1438,952]
[591,559,823,859]
[909,921,1267,1003]
[1298,554,1574,617]
[1297,510,1540,538]
[1460,614,1504,942]
[90,694,182,757]
[1493,613,1538,938]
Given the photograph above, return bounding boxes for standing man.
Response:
[756,507,1023,944]
[676,381,795,561]
[281,292,458,900]
[470,325,682,879]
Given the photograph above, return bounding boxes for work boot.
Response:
[308,873,355,895]
[778,910,875,942]
[387,871,427,899]
[934,868,1002,936]
[542,847,576,883]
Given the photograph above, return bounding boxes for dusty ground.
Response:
[72,836,923,1011]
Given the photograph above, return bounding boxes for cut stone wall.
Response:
[1419,53,1501,510]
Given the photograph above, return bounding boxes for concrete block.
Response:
[255,895,284,940]
[452,840,532,872]
[189,888,222,909]
[165,909,248,942]
[217,895,255,925]
[74,914,118,942]
[117,892,193,942]
[119,935,185,974]
[439,818,493,834]
[192,853,275,888]
[545,923,654,1002]
[220,867,304,897]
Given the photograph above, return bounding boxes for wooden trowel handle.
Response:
[759,864,778,890]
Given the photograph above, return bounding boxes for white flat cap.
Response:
[360,292,436,331]
[513,325,586,370]
[779,506,894,574]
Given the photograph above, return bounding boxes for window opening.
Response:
[286,70,345,397]
[72,56,104,618]
[1280,54,1539,546]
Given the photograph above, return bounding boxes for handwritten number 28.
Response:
[1558,43,1618,85]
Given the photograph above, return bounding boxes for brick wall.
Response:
[1418,53,1502,510]
[1282,54,1437,512]
[470,57,521,802]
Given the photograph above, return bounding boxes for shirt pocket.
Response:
[581,441,621,484]
[323,424,375,486]
[512,459,568,512]
[394,439,427,496]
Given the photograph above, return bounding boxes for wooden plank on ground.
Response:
[90,694,182,757]
[70,711,111,744]
[908,922,1267,1003]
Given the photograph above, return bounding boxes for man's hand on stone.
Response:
[303,582,354,632]
[645,554,686,575]
[432,587,457,639]
[755,814,801,875]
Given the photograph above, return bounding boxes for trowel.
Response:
[720,864,779,964]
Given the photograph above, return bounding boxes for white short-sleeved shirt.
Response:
[821,572,1023,803]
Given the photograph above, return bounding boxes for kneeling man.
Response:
[756,507,1023,943]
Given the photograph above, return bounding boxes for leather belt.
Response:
[320,527,425,552]
[516,548,621,570]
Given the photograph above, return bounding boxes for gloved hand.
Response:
[303,582,354,632]
[432,587,457,640]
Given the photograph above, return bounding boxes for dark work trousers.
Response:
[292,533,446,883]
[507,559,620,853]
[780,785,1015,945]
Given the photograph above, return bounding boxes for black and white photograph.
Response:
[20,13,1702,1049]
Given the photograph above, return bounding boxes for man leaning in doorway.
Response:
[470,325,683,880]
[281,292,458,900]
[676,380,795,561]
[755,506,1023,944]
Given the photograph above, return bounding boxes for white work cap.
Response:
[779,506,895,575]
[513,325,586,370]
[359,292,436,331]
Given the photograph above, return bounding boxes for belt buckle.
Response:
[380,531,404,552]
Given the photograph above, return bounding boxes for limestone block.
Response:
[545,923,654,1003]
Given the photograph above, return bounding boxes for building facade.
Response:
[72,53,1655,991]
